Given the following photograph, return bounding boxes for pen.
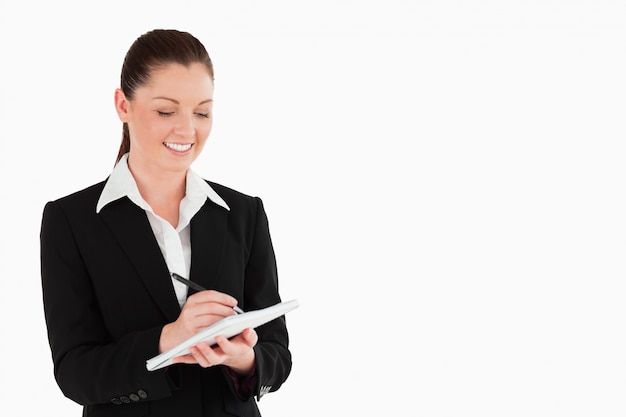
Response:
[171,272,245,314]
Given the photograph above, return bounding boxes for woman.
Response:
[40,29,292,416]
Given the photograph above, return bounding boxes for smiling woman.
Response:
[40,29,293,417]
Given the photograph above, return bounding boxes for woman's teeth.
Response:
[164,143,192,152]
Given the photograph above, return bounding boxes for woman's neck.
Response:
[127,157,186,227]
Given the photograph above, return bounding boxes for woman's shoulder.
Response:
[42,180,109,226]
[205,180,265,212]
[207,181,254,200]
[46,180,108,208]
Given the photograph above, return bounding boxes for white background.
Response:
[1,1,625,416]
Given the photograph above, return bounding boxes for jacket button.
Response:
[129,393,140,402]
[120,396,130,403]
[111,398,122,405]
[137,390,148,399]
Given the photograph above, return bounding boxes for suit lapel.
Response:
[189,199,229,292]
[99,197,181,322]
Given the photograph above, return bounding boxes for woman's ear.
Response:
[114,89,130,122]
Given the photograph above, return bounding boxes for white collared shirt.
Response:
[96,153,229,308]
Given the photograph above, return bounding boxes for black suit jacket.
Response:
[40,179,291,417]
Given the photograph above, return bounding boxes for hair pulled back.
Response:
[115,29,214,163]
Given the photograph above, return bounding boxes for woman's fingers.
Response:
[178,328,258,369]
[179,290,239,330]
[186,290,238,309]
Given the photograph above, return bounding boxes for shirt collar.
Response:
[96,153,229,214]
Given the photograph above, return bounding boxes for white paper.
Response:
[146,299,299,371]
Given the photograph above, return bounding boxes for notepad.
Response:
[146,299,299,371]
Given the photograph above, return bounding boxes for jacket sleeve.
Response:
[236,197,292,401]
[40,201,178,406]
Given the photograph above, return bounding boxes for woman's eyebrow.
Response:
[152,96,213,105]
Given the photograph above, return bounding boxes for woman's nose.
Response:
[174,114,196,137]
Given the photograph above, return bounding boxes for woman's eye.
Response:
[195,112,210,119]
[157,111,174,117]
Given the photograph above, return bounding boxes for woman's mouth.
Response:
[164,142,193,152]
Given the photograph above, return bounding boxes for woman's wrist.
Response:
[159,323,176,354]
[228,350,256,375]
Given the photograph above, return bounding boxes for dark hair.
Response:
[115,29,214,163]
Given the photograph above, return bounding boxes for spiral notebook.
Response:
[146,299,299,371]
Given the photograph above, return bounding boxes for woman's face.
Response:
[115,62,214,175]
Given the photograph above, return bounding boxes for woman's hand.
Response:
[175,327,258,374]
[159,290,258,374]
[159,290,239,353]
